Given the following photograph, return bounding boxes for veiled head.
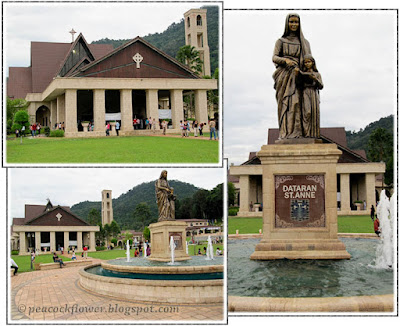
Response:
[283,13,301,37]
[160,170,168,180]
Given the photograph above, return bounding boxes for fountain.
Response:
[374,190,394,269]
[143,241,147,258]
[125,239,130,262]
[206,235,214,260]
[79,170,223,304]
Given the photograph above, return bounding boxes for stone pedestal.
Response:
[148,220,191,262]
[250,143,351,260]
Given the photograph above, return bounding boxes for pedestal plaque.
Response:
[250,143,351,260]
[148,220,191,262]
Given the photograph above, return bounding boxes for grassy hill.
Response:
[91,5,219,75]
[70,180,199,229]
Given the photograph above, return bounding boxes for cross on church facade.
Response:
[56,213,62,221]
[132,53,143,68]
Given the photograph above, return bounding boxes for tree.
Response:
[12,110,30,135]
[104,223,112,246]
[110,220,121,238]
[7,98,28,124]
[204,68,219,118]
[228,182,236,206]
[132,202,152,231]
[96,223,106,246]
[87,208,101,225]
[143,227,150,241]
[367,127,394,187]
[192,189,209,219]
[176,45,203,75]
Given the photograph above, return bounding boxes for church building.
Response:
[7,8,217,137]
[230,128,386,217]
[11,199,99,255]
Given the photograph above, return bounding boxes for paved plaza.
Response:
[10,258,224,321]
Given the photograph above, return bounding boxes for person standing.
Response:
[83,245,88,259]
[370,205,376,221]
[115,121,120,136]
[193,120,198,137]
[152,118,156,133]
[209,119,216,140]
[180,120,184,137]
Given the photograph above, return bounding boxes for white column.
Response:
[239,175,250,214]
[170,89,184,129]
[195,89,208,129]
[340,173,351,213]
[56,94,65,126]
[50,231,56,252]
[19,232,26,255]
[89,232,96,251]
[50,100,57,129]
[65,89,77,133]
[35,231,41,251]
[64,231,69,251]
[120,89,133,131]
[77,231,83,252]
[365,173,376,212]
[146,89,159,129]
[93,89,106,132]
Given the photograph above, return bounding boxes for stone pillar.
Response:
[77,231,83,252]
[89,231,96,251]
[19,232,26,255]
[365,173,376,212]
[120,89,133,131]
[35,231,41,251]
[57,94,65,126]
[195,90,208,128]
[146,89,159,129]
[170,89,184,129]
[239,175,250,214]
[93,89,106,132]
[65,89,77,133]
[340,173,351,213]
[50,100,57,129]
[50,231,56,252]
[64,231,69,251]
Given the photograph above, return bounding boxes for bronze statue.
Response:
[155,170,176,221]
[273,13,321,139]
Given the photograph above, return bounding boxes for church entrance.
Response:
[55,232,64,251]
[132,90,146,129]
[77,90,94,131]
[36,105,50,127]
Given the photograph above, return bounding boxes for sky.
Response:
[224,9,397,164]
[8,167,225,219]
[3,1,215,73]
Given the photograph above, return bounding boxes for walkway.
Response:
[10,258,224,321]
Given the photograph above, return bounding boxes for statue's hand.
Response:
[285,59,296,67]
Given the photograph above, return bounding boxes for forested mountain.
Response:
[91,5,219,75]
[70,180,199,229]
[346,115,394,153]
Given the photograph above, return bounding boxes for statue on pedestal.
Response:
[155,170,176,221]
[273,13,323,139]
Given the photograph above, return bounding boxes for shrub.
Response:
[228,207,239,216]
[11,250,19,255]
[95,246,106,251]
[44,126,50,136]
[50,130,65,137]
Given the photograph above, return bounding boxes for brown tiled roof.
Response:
[7,67,32,99]
[7,40,113,99]
[268,128,348,148]
[352,150,367,160]
[24,204,70,222]
[227,172,239,183]
[180,219,208,222]
[12,218,26,225]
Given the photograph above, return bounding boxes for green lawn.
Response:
[6,135,218,163]
[228,215,374,234]
[11,254,71,273]
[84,249,133,260]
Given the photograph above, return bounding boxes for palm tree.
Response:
[176,45,203,76]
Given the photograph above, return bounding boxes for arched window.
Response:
[107,193,110,199]
[187,17,190,28]
[197,15,202,26]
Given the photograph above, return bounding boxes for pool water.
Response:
[228,238,393,298]
[107,255,224,266]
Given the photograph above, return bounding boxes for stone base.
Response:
[148,220,191,262]
[275,138,323,144]
[250,239,351,260]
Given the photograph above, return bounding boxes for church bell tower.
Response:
[101,190,113,226]
[184,8,211,76]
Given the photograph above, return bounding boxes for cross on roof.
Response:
[56,213,62,221]
[132,53,143,68]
